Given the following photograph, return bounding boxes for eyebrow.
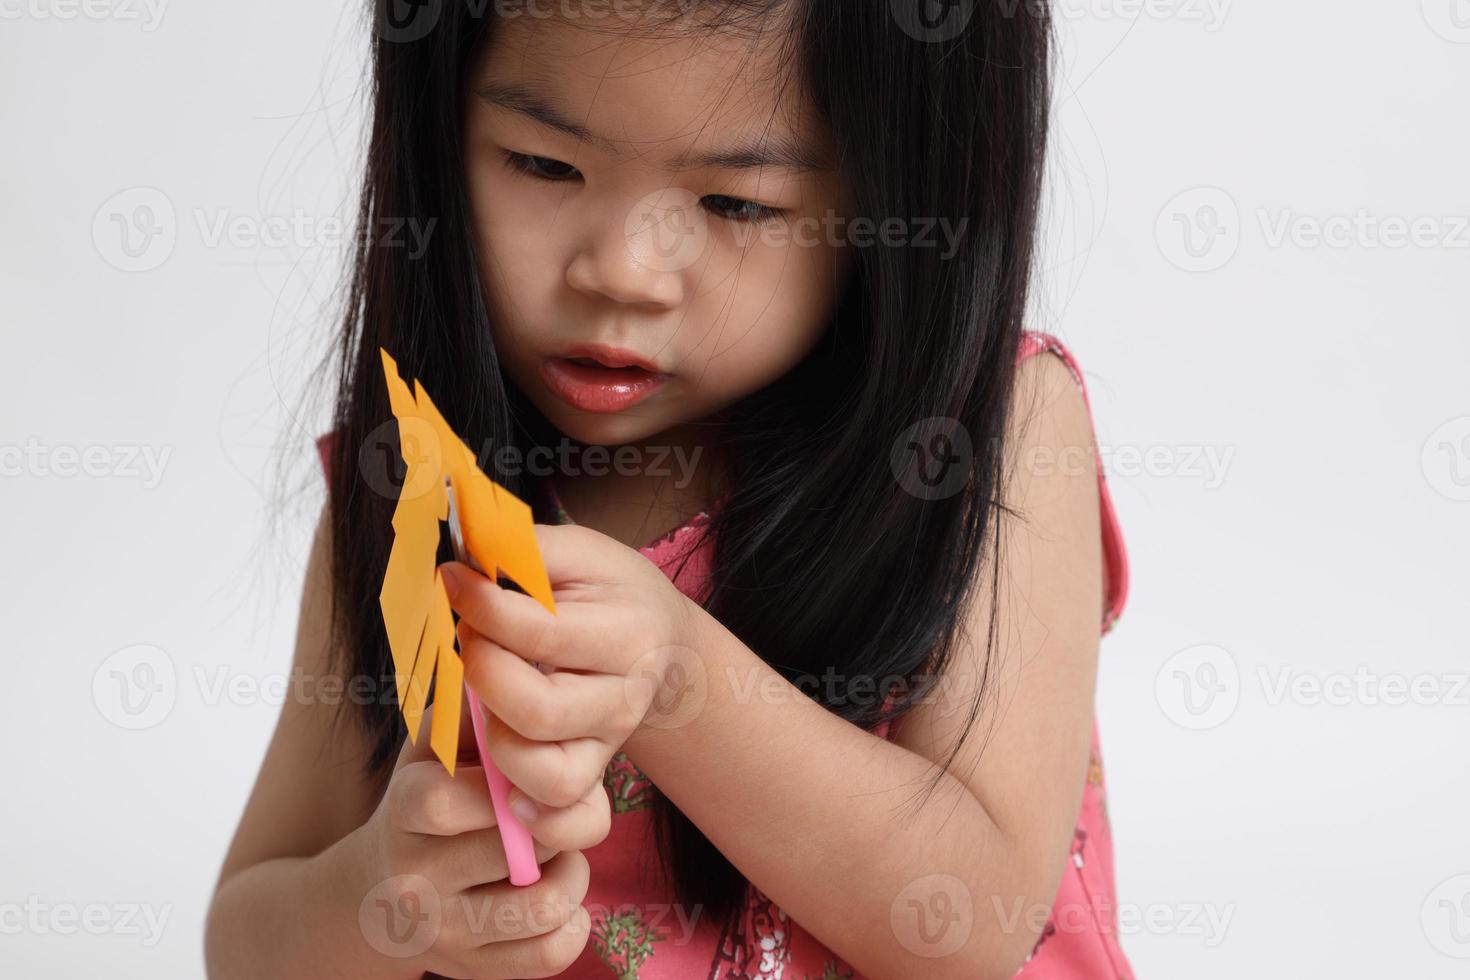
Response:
[473,81,835,173]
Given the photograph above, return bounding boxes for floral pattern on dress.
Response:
[592,904,668,979]
[707,885,793,980]
[474,329,1136,980]
[604,751,655,814]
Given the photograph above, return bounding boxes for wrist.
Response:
[308,823,421,980]
[626,597,728,765]
[669,590,711,656]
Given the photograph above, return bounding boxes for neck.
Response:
[550,420,729,550]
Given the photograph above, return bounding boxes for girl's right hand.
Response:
[340,701,610,979]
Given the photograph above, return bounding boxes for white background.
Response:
[2,1,1468,976]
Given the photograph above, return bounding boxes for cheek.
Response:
[685,235,843,396]
[463,155,561,341]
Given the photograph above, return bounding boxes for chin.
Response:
[538,402,671,450]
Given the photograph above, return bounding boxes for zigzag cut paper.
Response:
[378,348,558,774]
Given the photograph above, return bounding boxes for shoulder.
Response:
[1008,332,1102,506]
[1012,329,1128,628]
[1012,330,1105,461]
[884,333,1112,965]
[1017,329,1087,388]
[1016,330,1089,412]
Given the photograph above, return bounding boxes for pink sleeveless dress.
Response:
[316,329,1132,979]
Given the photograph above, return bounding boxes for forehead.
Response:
[472,12,832,171]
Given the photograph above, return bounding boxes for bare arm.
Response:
[625,350,1104,980]
[204,504,411,980]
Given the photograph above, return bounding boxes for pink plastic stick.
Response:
[464,681,541,886]
[444,480,540,887]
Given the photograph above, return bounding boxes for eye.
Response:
[504,151,785,225]
[701,194,784,225]
[503,151,579,181]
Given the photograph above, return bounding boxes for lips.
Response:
[540,346,668,414]
[558,344,662,373]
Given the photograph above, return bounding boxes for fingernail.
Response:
[510,793,538,823]
[440,564,461,599]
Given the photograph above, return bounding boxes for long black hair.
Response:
[323,0,1051,936]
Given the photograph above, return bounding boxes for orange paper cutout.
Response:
[377,348,557,775]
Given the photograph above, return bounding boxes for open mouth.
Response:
[566,356,643,371]
[540,356,668,414]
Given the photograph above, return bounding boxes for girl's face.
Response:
[463,11,855,450]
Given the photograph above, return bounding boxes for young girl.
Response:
[207,2,1131,978]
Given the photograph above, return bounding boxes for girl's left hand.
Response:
[437,523,702,828]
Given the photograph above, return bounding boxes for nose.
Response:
[564,190,706,308]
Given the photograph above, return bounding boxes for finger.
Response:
[458,904,593,980]
[482,708,613,811]
[505,780,612,854]
[440,560,610,672]
[391,763,514,837]
[530,522,623,585]
[471,904,593,980]
[451,849,590,947]
[388,687,499,836]
[459,626,646,743]
[446,863,590,975]
[420,822,562,896]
